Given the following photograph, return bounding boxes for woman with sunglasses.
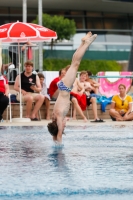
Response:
[109,84,133,121]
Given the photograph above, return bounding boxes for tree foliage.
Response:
[32,14,76,41]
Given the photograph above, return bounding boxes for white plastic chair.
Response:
[6,90,42,121]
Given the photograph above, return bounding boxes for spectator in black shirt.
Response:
[14,60,44,121]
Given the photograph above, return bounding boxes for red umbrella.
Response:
[0,21,57,42]
[0,21,57,122]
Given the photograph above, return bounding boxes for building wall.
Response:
[0,3,133,59]
[0,6,133,36]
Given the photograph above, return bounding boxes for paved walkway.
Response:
[0,119,133,127]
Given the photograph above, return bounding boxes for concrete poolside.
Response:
[2,83,133,127]
[3,84,133,126]
[0,118,133,127]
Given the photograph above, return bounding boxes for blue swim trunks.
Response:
[57,81,72,92]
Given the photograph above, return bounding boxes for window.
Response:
[103,14,129,29]
[86,18,103,29]
[86,12,102,17]
[71,17,84,29]
[104,18,129,29]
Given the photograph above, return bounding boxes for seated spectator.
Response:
[1,63,12,76]
[9,42,36,83]
[14,60,44,121]
[79,71,104,122]
[48,68,67,100]
[86,71,100,94]
[71,75,87,121]
[1,62,19,86]
[38,73,50,120]
[0,75,9,122]
[109,84,133,121]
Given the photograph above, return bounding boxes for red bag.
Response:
[27,47,33,60]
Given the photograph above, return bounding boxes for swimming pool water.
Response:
[0,125,133,200]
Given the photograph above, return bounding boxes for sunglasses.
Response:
[122,100,124,106]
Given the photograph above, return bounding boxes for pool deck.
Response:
[0,119,133,127]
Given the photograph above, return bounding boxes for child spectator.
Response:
[38,73,50,120]
[48,68,67,100]
[86,71,100,94]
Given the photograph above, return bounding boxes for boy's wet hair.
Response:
[47,121,58,136]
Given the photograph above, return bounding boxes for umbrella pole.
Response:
[12,42,31,123]
[18,42,23,118]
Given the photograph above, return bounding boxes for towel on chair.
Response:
[70,92,87,111]
[27,47,33,60]
[97,96,112,112]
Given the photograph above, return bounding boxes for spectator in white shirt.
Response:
[38,73,50,120]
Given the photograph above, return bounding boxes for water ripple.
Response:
[0,126,133,200]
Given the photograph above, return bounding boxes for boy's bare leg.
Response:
[72,32,92,62]
[72,32,95,64]
[81,32,92,42]
[62,33,97,88]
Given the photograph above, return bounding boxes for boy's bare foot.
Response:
[25,115,30,118]
[83,117,88,122]
[82,32,92,42]
[46,114,50,120]
[85,34,97,45]
[46,116,50,120]
[65,117,70,121]
[72,117,77,120]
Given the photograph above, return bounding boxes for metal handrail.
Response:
[91,75,133,78]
